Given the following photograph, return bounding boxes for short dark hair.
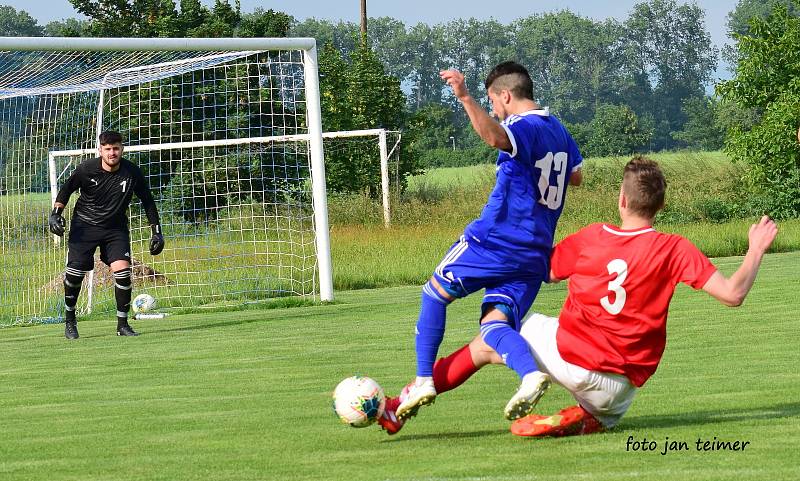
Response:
[622,155,666,218]
[484,61,534,101]
[98,130,123,145]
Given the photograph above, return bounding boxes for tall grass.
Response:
[332,150,742,228]
[330,219,800,290]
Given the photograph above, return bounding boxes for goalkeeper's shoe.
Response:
[64,321,79,340]
[377,396,405,435]
[504,371,551,420]
[396,377,436,421]
[116,324,139,337]
[511,405,604,437]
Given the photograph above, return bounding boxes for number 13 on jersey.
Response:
[535,151,568,210]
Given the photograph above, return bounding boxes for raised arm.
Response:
[702,216,778,307]
[440,69,512,152]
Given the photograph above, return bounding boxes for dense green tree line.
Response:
[293,0,718,155]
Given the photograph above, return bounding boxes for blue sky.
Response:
[1,0,739,78]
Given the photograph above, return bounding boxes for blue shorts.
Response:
[432,235,544,330]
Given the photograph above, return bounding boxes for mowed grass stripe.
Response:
[1,252,799,481]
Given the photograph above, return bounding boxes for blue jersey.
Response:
[463,109,582,274]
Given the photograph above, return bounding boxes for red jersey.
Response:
[551,223,717,387]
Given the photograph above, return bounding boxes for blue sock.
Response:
[480,320,539,379]
[415,281,452,377]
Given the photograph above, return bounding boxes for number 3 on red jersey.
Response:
[600,259,627,315]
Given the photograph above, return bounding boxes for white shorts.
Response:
[520,313,637,428]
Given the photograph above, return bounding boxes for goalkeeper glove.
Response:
[149,224,165,256]
[49,207,66,236]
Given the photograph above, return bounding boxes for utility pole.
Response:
[360,0,367,45]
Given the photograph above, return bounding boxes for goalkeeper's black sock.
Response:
[113,267,132,328]
[64,267,85,323]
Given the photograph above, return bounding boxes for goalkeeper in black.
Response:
[49,130,165,339]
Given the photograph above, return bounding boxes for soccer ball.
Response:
[132,293,156,313]
[332,376,385,428]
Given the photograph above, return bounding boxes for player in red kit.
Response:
[378,156,778,436]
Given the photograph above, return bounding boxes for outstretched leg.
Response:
[397,278,454,420]
[379,338,497,435]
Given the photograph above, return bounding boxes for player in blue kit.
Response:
[396,61,584,422]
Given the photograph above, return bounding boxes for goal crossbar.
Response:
[0,37,316,52]
[48,129,393,159]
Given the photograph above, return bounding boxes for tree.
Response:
[67,0,258,38]
[672,97,725,151]
[365,17,413,83]
[317,42,353,135]
[177,0,208,34]
[0,6,43,36]
[317,42,416,194]
[404,103,456,153]
[727,0,799,36]
[236,8,290,38]
[717,3,800,218]
[437,19,510,116]
[512,11,624,124]
[581,103,652,157]
[186,0,239,37]
[290,18,359,58]
[723,0,799,67]
[44,18,91,37]
[69,0,178,37]
[623,0,718,150]
[404,22,451,110]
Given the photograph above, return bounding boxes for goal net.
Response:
[321,129,402,227]
[0,37,332,327]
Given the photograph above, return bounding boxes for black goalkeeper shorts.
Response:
[67,219,131,270]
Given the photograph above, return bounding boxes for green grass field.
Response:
[1,251,799,481]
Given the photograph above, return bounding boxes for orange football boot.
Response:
[511,405,604,437]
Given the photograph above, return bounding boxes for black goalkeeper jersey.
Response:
[55,157,160,228]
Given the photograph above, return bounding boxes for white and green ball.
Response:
[132,293,156,313]
[332,376,386,428]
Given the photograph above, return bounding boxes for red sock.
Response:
[432,344,478,394]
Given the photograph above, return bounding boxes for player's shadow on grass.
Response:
[155,317,264,333]
[621,401,800,430]
[152,308,340,334]
[381,428,507,442]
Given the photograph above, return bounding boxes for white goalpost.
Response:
[319,128,401,228]
[0,37,333,326]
